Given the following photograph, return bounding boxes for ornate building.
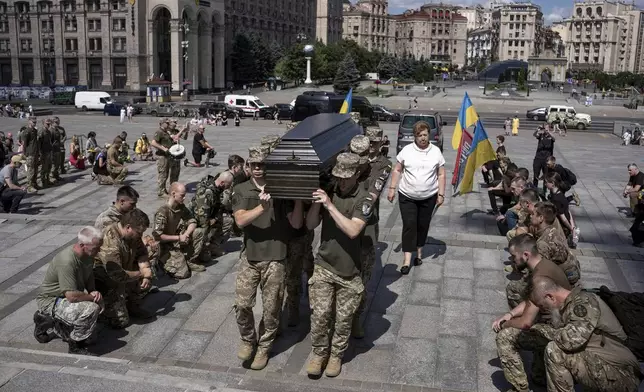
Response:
[466,27,493,65]
[0,0,225,92]
[391,5,467,68]
[316,0,343,44]
[491,3,544,62]
[342,0,392,54]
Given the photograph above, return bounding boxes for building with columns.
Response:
[316,0,343,44]
[342,0,392,54]
[491,3,544,62]
[0,0,225,93]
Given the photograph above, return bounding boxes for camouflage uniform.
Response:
[233,146,293,353]
[496,326,550,391]
[309,153,372,362]
[152,203,199,279]
[187,174,224,261]
[532,288,642,392]
[106,144,128,184]
[154,126,181,196]
[21,125,39,188]
[94,205,122,230]
[349,112,361,125]
[50,125,63,181]
[535,225,581,286]
[56,124,67,174]
[260,135,281,153]
[506,205,530,241]
[93,223,150,328]
[38,125,54,187]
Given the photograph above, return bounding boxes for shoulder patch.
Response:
[375,179,383,192]
[573,304,587,318]
[362,202,372,217]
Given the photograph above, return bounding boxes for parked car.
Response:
[397,111,446,153]
[259,103,293,120]
[103,103,123,116]
[145,103,182,117]
[198,101,239,117]
[526,107,547,121]
[373,104,400,122]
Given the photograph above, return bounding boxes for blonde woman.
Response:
[69,135,86,170]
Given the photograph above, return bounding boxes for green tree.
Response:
[518,67,526,90]
[267,40,284,76]
[333,53,361,93]
[377,55,398,80]
[248,32,271,81]
[231,34,256,83]
[273,43,307,83]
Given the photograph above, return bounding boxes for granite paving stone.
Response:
[159,330,215,362]
[442,278,474,300]
[440,299,477,337]
[436,336,478,391]
[407,282,440,306]
[126,317,185,357]
[389,337,437,386]
[399,305,440,339]
[443,259,474,280]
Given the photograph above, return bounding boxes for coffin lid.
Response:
[264,113,362,167]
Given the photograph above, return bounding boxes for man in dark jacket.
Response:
[545,156,580,205]
[532,127,554,190]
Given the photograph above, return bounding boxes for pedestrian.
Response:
[512,115,519,136]
[504,117,511,136]
[38,119,54,188]
[120,106,126,124]
[52,117,67,175]
[232,146,303,371]
[532,126,555,189]
[623,163,644,217]
[387,121,446,275]
[234,113,241,127]
[0,155,27,213]
[85,131,98,165]
[33,226,104,355]
[381,135,390,157]
[126,104,134,122]
[304,153,371,377]
[149,120,186,197]
[185,125,215,167]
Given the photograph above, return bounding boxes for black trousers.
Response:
[398,192,438,253]
[533,157,548,187]
[1,188,26,213]
[192,151,203,164]
[488,189,512,213]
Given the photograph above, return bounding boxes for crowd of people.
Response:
[7,111,642,390]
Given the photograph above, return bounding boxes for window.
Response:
[20,39,32,53]
[65,38,78,51]
[38,1,52,13]
[19,20,31,33]
[86,0,100,12]
[113,37,126,51]
[16,2,30,13]
[113,62,127,89]
[41,19,53,32]
[112,18,126,31]
[0,39,9,52]
[111,0,126,11]
[0,2,6,14]
[62,0,76,12]
[42,38,54,51]
[88,38,102,51]
[88,19,101,31]
[65,18,77,32]
[0,19,7,33]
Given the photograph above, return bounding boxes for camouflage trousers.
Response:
[496,326,550,391]
[506,277,529,309]
[156,156,180,196]
[107,165,128,184]
[209,213,235,249]
[39,152,52,184]
[284,231,314,316]
[190,226,208,263]
[51,151,64,179]
[158,241,196,279]
[234,254,285,349]
[25,155,39,187]
[545,341,641,392]
[100,281,149,329]
[309,264,363,358]
[49,298,101,342]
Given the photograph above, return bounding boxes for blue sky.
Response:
[387,0,644,25]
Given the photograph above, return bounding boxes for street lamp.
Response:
[180,20,190,96]
[303,44,314,85]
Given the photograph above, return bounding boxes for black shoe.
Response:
[68,340,97,356]
[33,311,55,343]
[183,159,189,167]
[413,257,423,266]
[401,265,411,275]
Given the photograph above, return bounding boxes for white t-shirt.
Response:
[396,143,445,200]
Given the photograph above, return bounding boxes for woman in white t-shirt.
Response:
[387,121,446,275]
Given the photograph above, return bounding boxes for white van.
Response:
[75,91,112,111]
[224,95,268,117]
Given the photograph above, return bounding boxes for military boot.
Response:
[250,348,270,370]
[68,340,97,356]
[237,341,255,361]
[306,354,326,376]
[351,316,365,339]
[324,356,342,377]
[187,262,206,272]
[33,311,55,343]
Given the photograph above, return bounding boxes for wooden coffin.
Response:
[264,113,362,199]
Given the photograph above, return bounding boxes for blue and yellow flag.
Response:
[458,119,497,194]
[451,92,479,150]
[339,88,353,114]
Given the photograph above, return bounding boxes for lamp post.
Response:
[303,44,314,85]
[180,20,190,96]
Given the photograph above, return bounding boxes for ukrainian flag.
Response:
[339,88,353,114]
[458,119,497,194]
[451,92,479,150]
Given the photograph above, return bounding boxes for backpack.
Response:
[589,286,644,361]
[563,167,577,186]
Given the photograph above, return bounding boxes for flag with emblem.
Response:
[451,92,479,150]
[457,119,497,194]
